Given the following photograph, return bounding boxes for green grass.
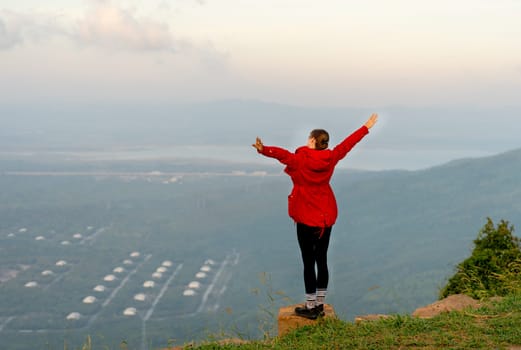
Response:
[180,292,521,350]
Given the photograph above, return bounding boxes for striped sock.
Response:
[317,289,327,306]
[305,293,316,309]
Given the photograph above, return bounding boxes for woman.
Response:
[252,114,378,319]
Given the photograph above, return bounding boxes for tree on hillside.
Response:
[440,218,521,299]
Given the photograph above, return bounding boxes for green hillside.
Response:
[325,148,521,317]
[1,148,521,349]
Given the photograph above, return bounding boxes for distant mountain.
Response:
[2,100,519,170]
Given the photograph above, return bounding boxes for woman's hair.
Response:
[309,129,329,150]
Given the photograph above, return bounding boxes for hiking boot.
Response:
[294,305,321,320]
[316,304,324,314]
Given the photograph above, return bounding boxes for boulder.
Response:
[278,304,336,337]
[412,294,481,319]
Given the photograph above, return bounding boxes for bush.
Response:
[440,218,521,299]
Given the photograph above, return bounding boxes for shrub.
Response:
[440,218,521,299]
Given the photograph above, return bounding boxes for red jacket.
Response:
[260,126,369,228]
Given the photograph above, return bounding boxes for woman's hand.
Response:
[364,113,378,129]
[252,137,264,152]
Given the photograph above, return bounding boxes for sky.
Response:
[1,0,521,170]
[1,0,521,108]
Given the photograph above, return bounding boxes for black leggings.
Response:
[296,223,332,294]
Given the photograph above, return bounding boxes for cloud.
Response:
[73,1,177,52]
[0,1,229,69]
[0,8,73,50]
[0,14,21,49]
[0,10,57,50]
[0,1,178,53]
